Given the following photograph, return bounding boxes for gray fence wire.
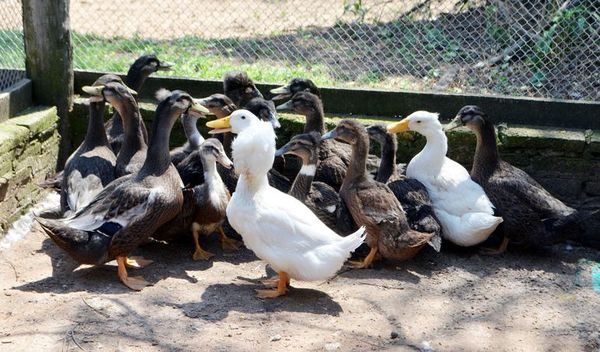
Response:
[1,0,599,100]
[0,0,25,91]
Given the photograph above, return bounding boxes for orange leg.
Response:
[218,226,243,251]
[256,271,290,298]
[480,237,509,256]
[349,247,378,269]
[261,274,291,288]
[192,223,214,261]
[117,256,150,291]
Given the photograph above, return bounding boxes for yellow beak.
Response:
[387,118,410,133]
[206,116,231,134]
[82,85,104,96]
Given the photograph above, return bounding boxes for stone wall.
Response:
[0,107,59,234]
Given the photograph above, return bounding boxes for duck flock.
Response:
[35,55,595,297]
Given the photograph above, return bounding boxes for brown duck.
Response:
[322,119,436,268]
[36,89,206,290]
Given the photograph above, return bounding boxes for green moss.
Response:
[499,126,586,153]
[0,123,29,154]
[7,107,58,137]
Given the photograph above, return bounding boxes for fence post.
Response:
[22,0,73,168]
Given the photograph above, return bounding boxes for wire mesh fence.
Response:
[0,0,25,91]
[1,0,599,100]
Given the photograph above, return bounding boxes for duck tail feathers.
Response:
[35,216,110,265]
[339,226,366,253]
[427,233,442,252]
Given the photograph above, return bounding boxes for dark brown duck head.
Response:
[126,54,174,91]
[446,105,489,132]
[199,138,233,169]
[276,91,324,134]
[223,71,263,107]
[270,78,321,101]
[245,97,281,129]
[82,80,138,109]
[367,124,396,148]
[141,89,209,175]
[275,131,322,165]
[367,124,398,183]
[322,119,366,146]
[197,93,237,118]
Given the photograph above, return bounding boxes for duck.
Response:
[36,89,206,290]
[169,112,205,167]
[153,139,241,259]
[323,119,436,268]
[447,105,593,253]
[206,110,365,298]
[387,111,503,247]
[366,124,442,251]
[275,132,357,235]
[270,77,321,101]
[86,80,148,178]
[60,83,117,215]
[223,71,263,107]
[105,55,173,153]
[39,74,136,192]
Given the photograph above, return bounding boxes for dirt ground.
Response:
[1,195,599,352]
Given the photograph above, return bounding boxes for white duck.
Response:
[206,110,365,298]
[387,111,502,246]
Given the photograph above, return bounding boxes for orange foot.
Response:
[117,256,151,291]
[349,247,378,269]
[256,272,289,299]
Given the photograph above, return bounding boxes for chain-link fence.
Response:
[1,0,598,100]
[0,0,25,91]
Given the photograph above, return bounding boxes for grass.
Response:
[70,32,336,85]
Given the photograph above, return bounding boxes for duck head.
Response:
[129,54,173,76]
[196,94,237,118]
[446,105,488,132]
[275,91,322,116]
[387,111,442,136]
[207,110,275,179]
[367,124,395,146]
[270,78,321,101]
[244,97,280,129]
[154,89,209,122]
[275,131,321,164]
[82,80,138,106]
[200,138,233,169]
[223,71,262,106]
[322,119,366,145]
[206,109,260,135]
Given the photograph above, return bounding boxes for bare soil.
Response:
[1,202,599,352]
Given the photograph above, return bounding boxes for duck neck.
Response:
[376,136,397,183]
[114,97,146,153]
[303,107,325,134]
[201,157,224,192]
[472,122,500,175]
[139,107,177,176]
[419,128,448,167]
[237,173,270,195]
[289,153,318,201]
[183,115,204,150]
[83,100,109,149]
[343,134,369,188]
[126,68,149,92]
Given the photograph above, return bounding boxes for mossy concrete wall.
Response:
[0,107,59,235]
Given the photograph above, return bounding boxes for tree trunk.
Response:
[22,0,73,169]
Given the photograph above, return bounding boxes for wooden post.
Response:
[22,0,73,168]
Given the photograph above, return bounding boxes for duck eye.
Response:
[241,115,246,120]
[417,120,421,123]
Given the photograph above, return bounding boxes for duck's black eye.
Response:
[417,120,421,124]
